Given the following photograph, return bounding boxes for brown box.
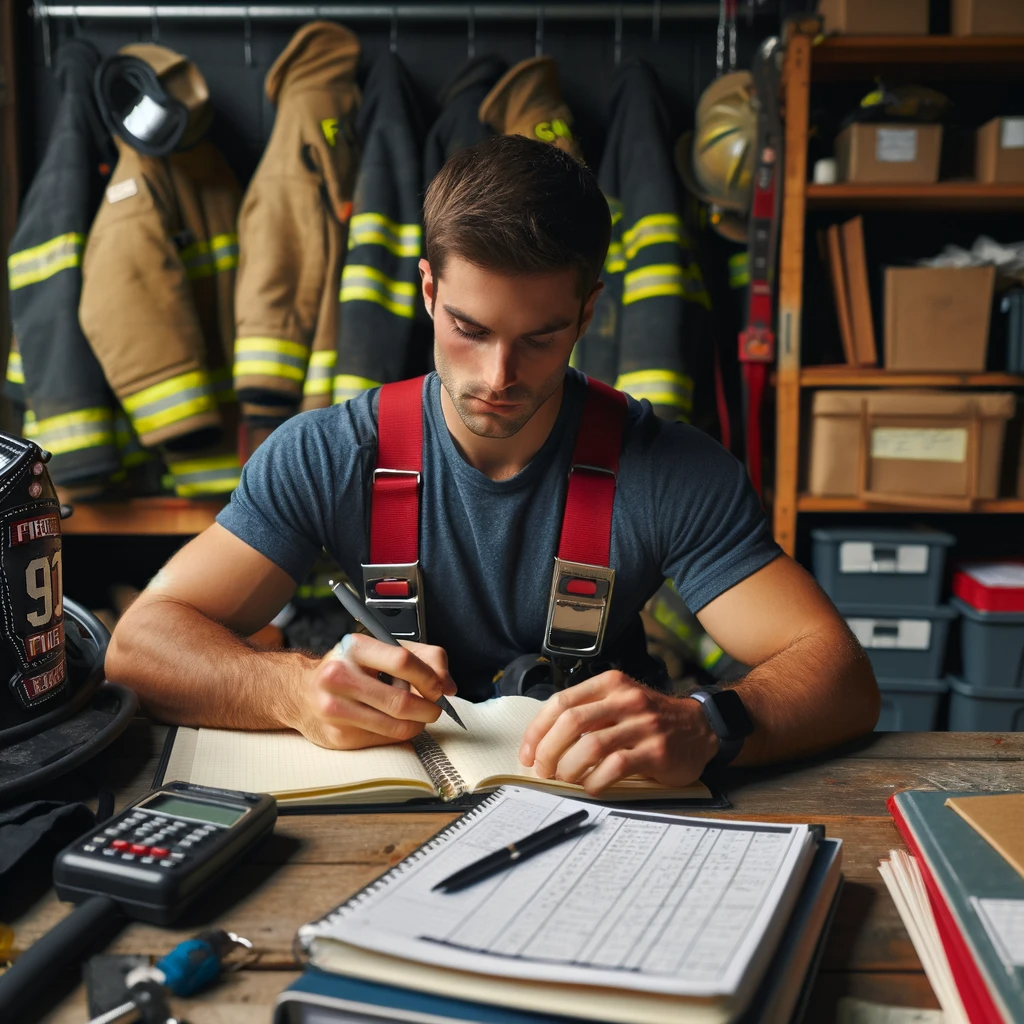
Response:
[952,0,1024,35]
[809,390,1015,504]
[976,117,1024,183]
[817,0,929,34]
[884,266,996,371]
[835,123,942,184]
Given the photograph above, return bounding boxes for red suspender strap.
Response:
[557,377,627,568]
[370,376,425,567]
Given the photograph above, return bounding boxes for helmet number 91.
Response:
[26,551,63,627]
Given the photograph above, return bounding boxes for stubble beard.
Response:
[435,348,566,440]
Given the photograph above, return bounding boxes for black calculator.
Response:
[54,781,277,924]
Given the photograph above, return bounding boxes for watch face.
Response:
[713,688,754,737]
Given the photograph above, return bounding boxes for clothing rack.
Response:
[31,3,755,23]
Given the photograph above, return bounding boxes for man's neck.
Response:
[439,382,565,482]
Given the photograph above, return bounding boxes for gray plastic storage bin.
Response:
[948,675,1024,731]
[840,602,956,679]
[951,597,1024,689]
[813,528,955,606]
[875,676,948,731]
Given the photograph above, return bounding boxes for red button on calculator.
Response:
[130,844,148,855]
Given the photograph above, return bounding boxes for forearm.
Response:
[106,594,311,730]
[724,624,879,766]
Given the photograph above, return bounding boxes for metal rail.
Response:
[31,3,757,22]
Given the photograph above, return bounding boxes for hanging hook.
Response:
[151,4,160,43]
[613,3,623,66]
[390,5,398,55]
[535,5,544,58]
[467,4,475,60]
[652,0,661,43]
[243,11,253,67]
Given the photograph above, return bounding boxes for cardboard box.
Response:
[884,266,996,371]
[817,0,929,34]
[952,0,1024,35]
[835,123,942,184]
[808,390,1015,501]
[976,117,1024,184]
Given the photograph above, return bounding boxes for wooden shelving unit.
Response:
[60,497,224,536]
[772,32,1024,556]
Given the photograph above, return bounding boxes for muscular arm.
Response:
[105,523,456,748]
[521,554,879,793]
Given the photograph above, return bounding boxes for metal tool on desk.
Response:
[329,579,466,730]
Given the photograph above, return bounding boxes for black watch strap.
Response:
[687,687,753,768]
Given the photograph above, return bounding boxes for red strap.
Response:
[557,377,627,568]
[370,376,426,566]
[742,362,767,499]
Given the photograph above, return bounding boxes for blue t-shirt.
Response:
[217,369,780,699]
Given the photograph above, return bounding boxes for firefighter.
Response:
[5,39,120,489]
[81,44,242,498]
[108,135,878,796]
[233,22,361,436]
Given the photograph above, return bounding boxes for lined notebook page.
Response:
[182,728,434,798]
[431,696,711,800]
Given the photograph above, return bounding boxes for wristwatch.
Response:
[686,686,754,768]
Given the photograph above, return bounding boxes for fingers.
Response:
[529,699,624,779]
[309,686,429,743]
[318,649,442,725]
[339,634,455,702]
[403,640,458,697]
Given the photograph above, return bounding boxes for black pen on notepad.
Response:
[432,810,592,893]
[328,578,466,730]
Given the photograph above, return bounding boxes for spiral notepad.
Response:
[162,694,713,807]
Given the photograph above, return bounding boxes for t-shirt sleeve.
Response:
[647,422,781,613]
[216,411,338,584]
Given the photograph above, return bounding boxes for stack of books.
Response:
[881,791,1024,1023]
[274,785,844,1024]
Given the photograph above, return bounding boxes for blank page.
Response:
[184,728,434,798]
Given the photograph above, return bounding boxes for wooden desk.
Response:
[13,727,1024,1023]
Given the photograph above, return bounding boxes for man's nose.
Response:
[484,342,517,394]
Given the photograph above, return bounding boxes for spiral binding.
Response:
[411,731,466,802]
[296,790,504,955]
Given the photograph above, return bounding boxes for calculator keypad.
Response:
[80,812,221,868]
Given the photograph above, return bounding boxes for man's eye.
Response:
[451,320,485,340]
[526,336,555,350]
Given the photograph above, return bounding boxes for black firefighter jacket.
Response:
[333,53,430,405]
[5,39,121,487]
[581,61,713,423]
[233,21,361,426]
[422,55,505,188]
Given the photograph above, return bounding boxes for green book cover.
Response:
[892,790,1024,1022]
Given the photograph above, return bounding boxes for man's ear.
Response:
[419,258,435,319]
[575,281,604,340]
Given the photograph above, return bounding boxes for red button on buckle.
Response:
[130,844,148,855]
[111,839,129,850]
[566,578,598,596]
[150,846,170,858]
[374,580,409,598]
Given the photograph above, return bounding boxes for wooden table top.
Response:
[12,725,1024,1023]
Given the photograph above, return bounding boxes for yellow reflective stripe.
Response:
[27,408,116,456]
[604,242,626,275]
[8,232,85,290]
[309,351,337,368]
[235,337,309,384]
[210,232,239,271]
[234,360,305,383]
[303,350,336,397]
[122,369,217,436]
[622,214,687,261]
[606,196,624,226]
[348,214,422,257]
[729,252,750,288]
[235,337,309,360]
[340,265,417,319]
[7,350,24,385]
[166,453,241,496]
[615,369,694,411]
[623,263,709,308]
[178,233,239,279]
[333,374,380,404]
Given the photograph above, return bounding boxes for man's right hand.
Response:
[289,633,458,750]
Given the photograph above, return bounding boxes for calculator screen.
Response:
[144,795,246,826]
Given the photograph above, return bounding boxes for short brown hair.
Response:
[423,134,611,300]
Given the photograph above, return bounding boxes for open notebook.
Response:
[162,694,712,807]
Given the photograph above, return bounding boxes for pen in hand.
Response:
[328,578,467,730]
[432,810,592,893]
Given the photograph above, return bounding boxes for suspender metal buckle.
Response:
[361,561,425,642]
[542,558,616,658]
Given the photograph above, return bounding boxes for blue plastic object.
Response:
[156,937,223,997]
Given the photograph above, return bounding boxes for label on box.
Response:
[846,617,932,650]
[1001,118,1024,150]
[839,542,929,575]
[876,128,918,163]
[964,563,1024,589]
[871,427,967,463]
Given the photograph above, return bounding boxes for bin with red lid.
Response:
[952,563,1024,690]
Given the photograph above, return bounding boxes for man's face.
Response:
[421,257,600,439]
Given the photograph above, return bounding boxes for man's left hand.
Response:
[518,672,720,795]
